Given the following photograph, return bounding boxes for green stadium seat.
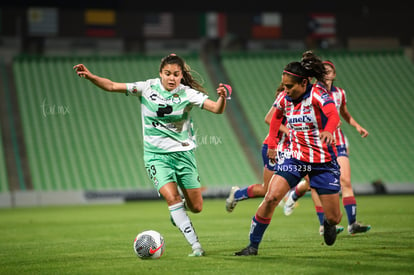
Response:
[12,55,258,192]
[222,50,414,185]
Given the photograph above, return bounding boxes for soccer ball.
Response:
[133,230,165,259]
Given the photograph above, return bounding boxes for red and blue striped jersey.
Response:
[328,85,347,147]
[269,83,339,163]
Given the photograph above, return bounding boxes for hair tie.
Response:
[283,70,305,79]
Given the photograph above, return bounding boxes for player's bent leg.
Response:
[160,182,184,205]
[259,175,291,216]
[234,175,290,256]
[337,156,353,195]
[319,192,342,246]
[181,187,203,213]
[226,167,274,213]
[161,183,204,256]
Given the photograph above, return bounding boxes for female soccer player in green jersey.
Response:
[73,54,230,257]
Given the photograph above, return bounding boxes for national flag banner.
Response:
[27,7,58,36]
[200,12,227,39]
[143,13,173,38]
[308,13,336,38]
[252,12,281,39]
[85,9,116,37]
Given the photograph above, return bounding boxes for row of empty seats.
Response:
[222,50,414,184]
[2,50,413,194]
[10,55,258,192]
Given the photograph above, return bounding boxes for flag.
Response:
[143,13,173,38]
[251,12,281,39]
[200,12,227,39]
[85,9,116,37]
[308,13,336,38]
[27,7,58,36]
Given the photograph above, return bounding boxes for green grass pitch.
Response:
[0,195,413,274]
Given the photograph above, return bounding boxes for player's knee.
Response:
[263,193,280,208]
[189,203,202,213]
[325,212,342,225]
[256,184,267,196]
[340,177,352,190]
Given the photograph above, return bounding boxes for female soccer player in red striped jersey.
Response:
[225,85,291,212]
[235,51,342,256]
[283,60,371,235]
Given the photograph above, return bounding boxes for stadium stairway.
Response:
[5,54,259,206]
[222,50,414,189]
[0,60,10,194]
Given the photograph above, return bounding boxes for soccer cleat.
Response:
[234,246,258,256]
[283,190,296,216]
[348,222,371,235]
[323,219,337,246]
[226,186,240,213]
[319,225,345,236]
[188,248,205,257]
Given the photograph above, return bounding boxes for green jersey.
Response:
[126,78,208,153]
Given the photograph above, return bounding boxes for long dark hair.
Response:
[283,50,327,86]
[159,54,207,94]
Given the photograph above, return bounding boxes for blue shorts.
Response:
[262,143,277,171]
[336,144,348,157]
[276,158,341,195]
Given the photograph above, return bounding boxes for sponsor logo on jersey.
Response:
[277,148,304,164]
[288,115,313,124]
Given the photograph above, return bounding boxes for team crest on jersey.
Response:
[172,93,181,104]
[302,104,312,113]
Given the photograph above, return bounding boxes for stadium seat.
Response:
[222,50,414,185]
[12,55,258,192]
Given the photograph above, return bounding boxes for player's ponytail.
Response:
[300,50,326,84]
[283,50,326,86]
[160,54,207,94]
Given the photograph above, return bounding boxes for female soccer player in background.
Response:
[235,51,342,256]
[283,60,371,235]
[74,54,230,257]
[225,84,291,212]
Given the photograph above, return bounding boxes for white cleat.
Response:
[226,186,240,213]
[188,248,205,257]
[283,190,296,216]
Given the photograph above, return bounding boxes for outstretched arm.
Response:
[73,64,126,93]
[340,104,369,138]
[202,83,228,114]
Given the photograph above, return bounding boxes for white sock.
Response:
[169,202,201,248]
